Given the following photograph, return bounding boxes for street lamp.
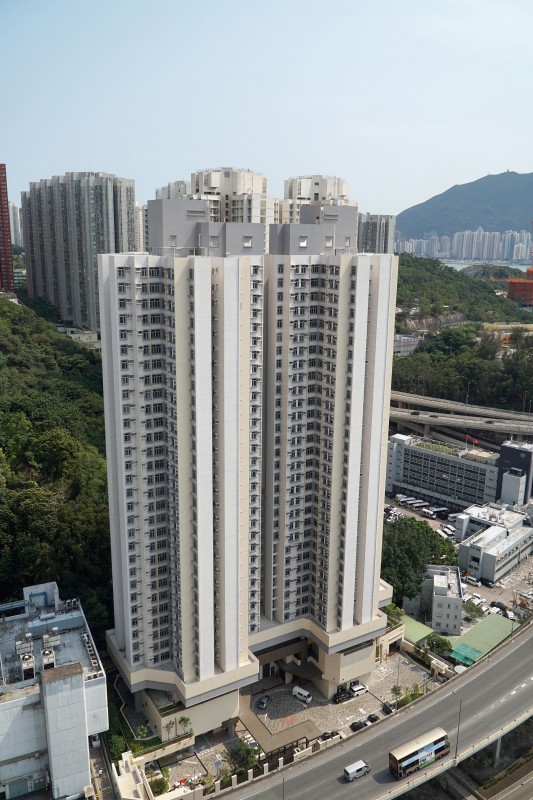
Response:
[464,380,473,417]
[452,691,463,760]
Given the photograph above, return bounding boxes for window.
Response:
[299,236,308,248]
[209,235,219,248]
[243,235,253,248]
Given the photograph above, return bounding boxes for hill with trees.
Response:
[0,299,111,639]
[392,323,533,412]
[396,255,528,324]
[396,171,533,238]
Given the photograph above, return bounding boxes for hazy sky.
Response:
[3,0,533,214]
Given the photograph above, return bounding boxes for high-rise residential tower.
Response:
[0,164,15,292]
[9,201,23,248]
[99,221,397,737]
[280,175,350,223]
[358,213,396,254]
[22,172,135,328]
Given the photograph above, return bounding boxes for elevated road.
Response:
[236,624,533,800]
[390,391,533,439]
[391,391,533,421]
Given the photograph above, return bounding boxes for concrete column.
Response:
[278,757,284,770]
[263,763,269,776]
[494,736,502,765]
[247,769,253,782]
[214,780,221,794]
[231,775,238,789]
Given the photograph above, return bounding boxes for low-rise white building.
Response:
[456,504,533,583]
[403,566,463,635]
[0,582,107,800]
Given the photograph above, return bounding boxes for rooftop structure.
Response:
[0,582,107,800]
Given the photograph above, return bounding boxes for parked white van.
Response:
[344,760,370,781]
[349,682,368,698]
[292,686,312,704]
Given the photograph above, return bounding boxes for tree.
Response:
[381,517,456,606]
[425,634,451,657]
[463,600,484,621]
[226,740,258,775]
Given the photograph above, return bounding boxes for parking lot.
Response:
[252,651,435,739]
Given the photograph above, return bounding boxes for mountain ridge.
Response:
[396,171,533,239]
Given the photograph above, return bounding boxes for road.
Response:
[235,625,533,800]
[389,408,532,436]
[390,391,532,421]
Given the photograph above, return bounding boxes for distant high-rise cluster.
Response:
[21,166,395,332]
[0,164,15,293]
[396,226,532,262]
[22,172,136,328]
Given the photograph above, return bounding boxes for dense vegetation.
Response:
[0,300,110,638]
[381,517,457,605]
[396,170,533,238]
[392,323,533,412]
[396,255,528,323]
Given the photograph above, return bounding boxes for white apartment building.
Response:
[99,239,397,735]
[189,167,278,225]
[280,175,350,223]
[21,172,136,329]
[134,203,146,252]
[403,565,463,635]
[0,582,107,800]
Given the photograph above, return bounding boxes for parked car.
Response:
[90,734,101,748]
[349,720,368,732]
[257,695,271,710]
[366,714,380,724]
[333,691,352,704]
[381,702,395,716]
[490,601,508,612]
[320,730,338,741]
[480,578,495,588]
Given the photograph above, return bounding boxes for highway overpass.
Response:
[236,623,533,800]
[390,392,533,439]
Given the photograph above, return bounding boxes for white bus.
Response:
[422,508,436,519]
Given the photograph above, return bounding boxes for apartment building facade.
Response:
[99,234,397,734]
[0,164,14,292]
[22,172,135,328]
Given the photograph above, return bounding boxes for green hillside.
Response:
[0,300,111,638]
[396,255,528,322]
[397,171,533,238]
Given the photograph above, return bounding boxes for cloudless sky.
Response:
[3,0,533,214]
